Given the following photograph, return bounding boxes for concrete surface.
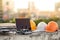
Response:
[0,23,60,40]
[0,31,60,40]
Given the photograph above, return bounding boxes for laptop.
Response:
[16,18,32,34]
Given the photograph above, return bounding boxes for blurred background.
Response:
[0,0,60,26]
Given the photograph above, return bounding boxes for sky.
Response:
[14,0,60,11]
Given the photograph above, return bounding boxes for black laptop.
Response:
[16,18,31,34]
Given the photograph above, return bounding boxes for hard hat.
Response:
[45,21,58,32]
[30,20,36,31]
[37,22,47,31]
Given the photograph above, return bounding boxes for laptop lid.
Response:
[16,18,31,31]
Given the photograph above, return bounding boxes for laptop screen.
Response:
[16,18,31,31]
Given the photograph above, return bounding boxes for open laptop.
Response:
[16,18,31,34]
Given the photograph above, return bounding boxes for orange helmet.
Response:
[30,20,36,31]
[45,21,58,32]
